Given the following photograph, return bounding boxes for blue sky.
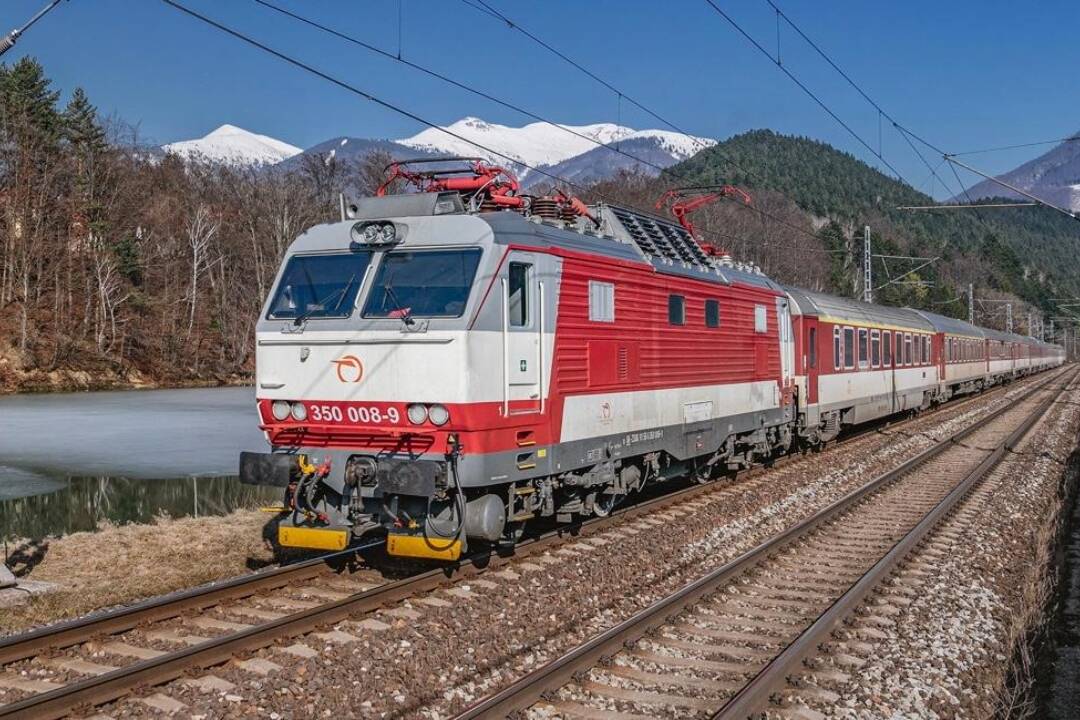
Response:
[3,0,1078,198]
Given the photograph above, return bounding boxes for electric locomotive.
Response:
[239,158,1064,559]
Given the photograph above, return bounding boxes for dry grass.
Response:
[992,452,1079,717]
[0,509,279,635]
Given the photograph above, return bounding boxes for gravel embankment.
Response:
[801,375,1080,719]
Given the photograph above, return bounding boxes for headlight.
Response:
[406,403,428,424]
[428,404,450,426]
[379,222,396,242]
[290,402,308,421]
[271,400,291,421]
[362,224,380,243]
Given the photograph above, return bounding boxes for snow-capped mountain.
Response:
[162,117,714,183]
[162,124,302,166]
[396,117,712,175]
[953,131,1080,211]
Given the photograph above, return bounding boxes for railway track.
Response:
[452,367,1077,720]
[0,372,1057,719]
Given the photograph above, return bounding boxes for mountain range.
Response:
[953,133,1080,211]
[159,117,715,186]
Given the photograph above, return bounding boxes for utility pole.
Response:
[1006,303,1013,334]
[967,283,974,325]
[863,226,872,304]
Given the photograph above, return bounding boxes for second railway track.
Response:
[453,366,1078,720]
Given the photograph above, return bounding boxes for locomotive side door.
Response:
[775,297,795,403]
[501,252,544,415]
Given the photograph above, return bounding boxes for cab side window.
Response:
[508,262,530,327]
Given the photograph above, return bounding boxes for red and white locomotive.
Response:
[240,159,1064,559]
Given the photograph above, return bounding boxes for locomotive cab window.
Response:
[363,248,482,319]
[808,327,816,368]
[668,294,685,325]
[588,280,615,323]
[833,327,841,370]
[843,327,855,369]
[268,252,373,321]
[705,299,721,328]
[508,262,530,327]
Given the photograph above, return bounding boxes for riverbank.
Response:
[0,360,251,395]
[0,509,283,635]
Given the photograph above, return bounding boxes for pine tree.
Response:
[63,88,107,158]
[0,56,61,153]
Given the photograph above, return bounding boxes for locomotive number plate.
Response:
[308,403,401,424]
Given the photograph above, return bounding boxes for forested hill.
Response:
[664,130,1080,323]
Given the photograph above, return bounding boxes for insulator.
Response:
[531,198,561,221]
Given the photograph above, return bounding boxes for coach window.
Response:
[904,333,912,365]
[808,327,817,368]
[588,280,615,323]
[871,329,881,367]
[883,331,892,366]
[858,328,869,368]
[896,332,903,367]
[705,299,720,328]
[508,262,530,327]
[843,327,855,369]
[668,294,685,325]
[923,336,930,364]
[833,328,842,370]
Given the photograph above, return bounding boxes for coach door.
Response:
[803,317,819,403]
[502,252,544,415]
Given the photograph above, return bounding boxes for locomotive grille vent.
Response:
[617,346,630,381]
[610,206,712,268]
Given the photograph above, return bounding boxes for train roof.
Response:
[909,309,985,339]
[782,287,934,332]
[484,204,785,292]
[335,192,785,292]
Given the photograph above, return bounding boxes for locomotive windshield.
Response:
[267,252,372,321]
[363,248,482,319]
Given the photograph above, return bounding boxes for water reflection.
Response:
[0,475,278,541]
[0,386,274,540]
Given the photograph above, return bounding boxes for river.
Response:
[0,387,277,540]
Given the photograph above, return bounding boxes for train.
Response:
[239,158,1065,560]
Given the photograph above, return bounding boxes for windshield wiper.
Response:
[380,270,415,327]
[291,272,357,327]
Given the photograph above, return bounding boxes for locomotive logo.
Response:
[331,355,364,383]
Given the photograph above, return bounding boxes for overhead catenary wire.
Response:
[701,0,912,186]
[249,0,839,252]
[158,0,590,193]
[950,134,1080,157]
[162,0,839,259]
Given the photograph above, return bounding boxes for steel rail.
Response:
[712,367,1077,719]
[451,367,1073,719]
[0,370,1052,719]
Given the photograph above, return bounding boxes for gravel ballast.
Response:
[85,377,1065,719]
